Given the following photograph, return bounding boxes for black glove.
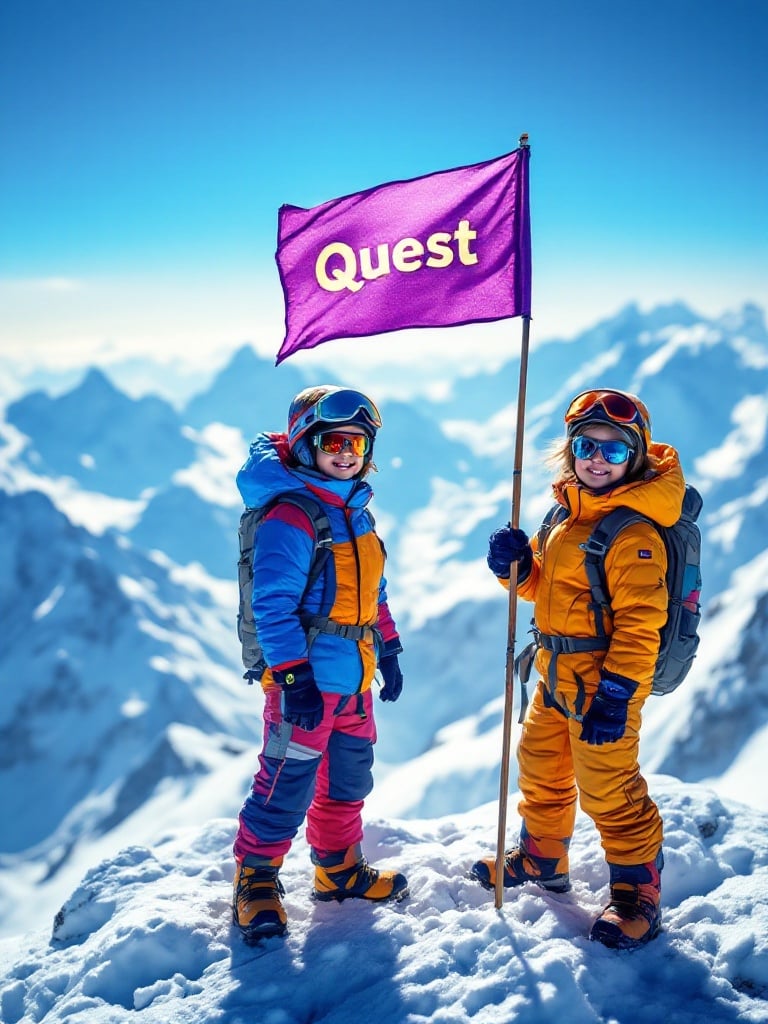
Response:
[487,525,532,579]
[379,638,404,702]
[274,661,324,731]
[579,672,637,745]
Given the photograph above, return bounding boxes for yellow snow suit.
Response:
[506,442,686,864]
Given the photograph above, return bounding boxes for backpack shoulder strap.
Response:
[268,492,333,545]
[537,502,569,551]
[241,492,333,595]
[266,492,334,594]
[580,507,655,637]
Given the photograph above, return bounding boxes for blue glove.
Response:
[487,525,532,580]
[579,672,637,745]
[274,661,324,731]
[379,638,403,702]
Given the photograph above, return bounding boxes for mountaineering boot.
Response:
[232,856,287,942]
[470,826,571,893]
[311,843,409,902]
[590,850,663,949]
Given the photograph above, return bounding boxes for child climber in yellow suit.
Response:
[472,389,686,949]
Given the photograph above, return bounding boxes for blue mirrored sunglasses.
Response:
[571,435,634,464]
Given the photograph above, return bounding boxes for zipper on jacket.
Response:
[345,505,366,689]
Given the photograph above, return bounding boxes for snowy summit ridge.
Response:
[1,781,767,1023]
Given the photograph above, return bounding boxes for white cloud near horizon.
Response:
[1,266,765,390]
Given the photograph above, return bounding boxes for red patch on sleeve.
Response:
[265,504,315,539]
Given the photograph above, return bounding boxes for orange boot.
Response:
[232,856,287,942]
[312,844,409,903]
[590,851,663,949]
[470,827,571,893]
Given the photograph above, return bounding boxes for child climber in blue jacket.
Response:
[232,385,407,943]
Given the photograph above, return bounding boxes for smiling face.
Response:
[572,424,632,488]
[313,426,369,480]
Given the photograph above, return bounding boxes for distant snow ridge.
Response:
[5,368,197,498]
[0,487,257,857]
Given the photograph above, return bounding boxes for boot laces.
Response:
[351,859,379,888]
[239,867,285,903]
[607,883,656,922]
[505,848,539,879]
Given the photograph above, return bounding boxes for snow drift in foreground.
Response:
[1,778,766,1024]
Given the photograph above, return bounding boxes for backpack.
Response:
[519,484,703,700]
[236,492,333,683]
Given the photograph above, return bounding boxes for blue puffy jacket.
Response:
[236,433,400,696]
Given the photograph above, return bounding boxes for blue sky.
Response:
[1,0,766,375]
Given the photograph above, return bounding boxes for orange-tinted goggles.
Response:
[314,431,370,457]
[565,389,650,433]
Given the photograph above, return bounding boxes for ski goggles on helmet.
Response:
[565,389,651,437]
[571,435,634,464]
[290,389,382,445]
[314,431,371,457]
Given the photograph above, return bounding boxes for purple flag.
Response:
[274,147,531,364]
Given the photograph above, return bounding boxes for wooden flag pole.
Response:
[494,309,532,909]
